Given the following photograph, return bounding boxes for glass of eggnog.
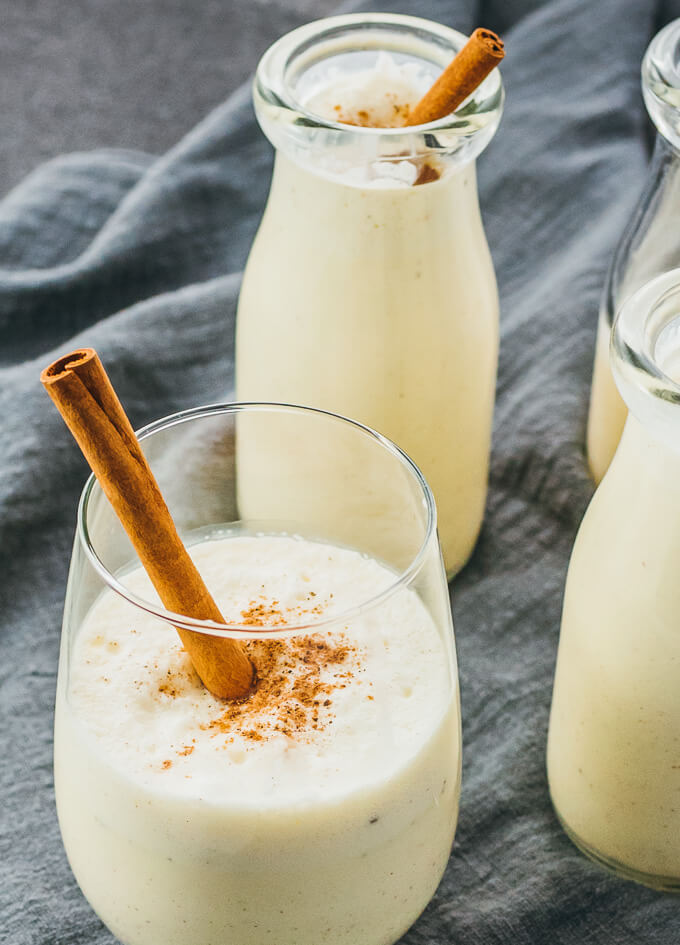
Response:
[54,402,461,945]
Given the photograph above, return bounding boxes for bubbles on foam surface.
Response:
[69,535,451,806]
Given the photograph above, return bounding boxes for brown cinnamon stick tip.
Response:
[406,25,505,127]
[41,348,96,385]
[474,28,505,59]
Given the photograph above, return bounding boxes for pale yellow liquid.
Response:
[586,314,627,484]
[548,415,680,884]
[236,155,499,577]
[56,536,461,944]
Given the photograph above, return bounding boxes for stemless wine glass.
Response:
[54,402,461,945]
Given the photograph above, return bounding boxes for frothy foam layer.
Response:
[303,52,432,128]
[69,535,451,804]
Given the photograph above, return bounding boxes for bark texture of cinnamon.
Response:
[406,28,504,126]
[41,348,254,701]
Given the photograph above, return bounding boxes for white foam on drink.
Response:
[303,52,432,129]
[69,535,451,806]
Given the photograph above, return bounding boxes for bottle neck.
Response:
[268,143,479,192]
[604,412,680,535]
[611,268,680,456]
[602,133,680,330]
[259,152,483,242]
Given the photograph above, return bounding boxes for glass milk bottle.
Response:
[236,13,504,578]
[548,268,680,890]
[587,18,680,483]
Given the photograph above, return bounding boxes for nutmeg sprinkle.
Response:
[152,593,362,756]
[333,99,413,128]
[204,631,358,743]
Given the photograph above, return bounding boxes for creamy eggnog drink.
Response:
[236,14,504,578]
[55,535,459,945]
[548,270,680,889]
[51,400,460,945]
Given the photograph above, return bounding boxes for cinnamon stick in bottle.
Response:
[41,348,254,701]
[406,28,504,126]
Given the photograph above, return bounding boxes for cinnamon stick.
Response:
[406,28,504,126]
[41,348,254,701]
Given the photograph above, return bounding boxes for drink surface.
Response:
[303,51,432,129]
[56,534,460,944]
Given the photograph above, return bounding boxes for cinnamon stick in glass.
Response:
[406,28,504,126]
[41,348,255,701]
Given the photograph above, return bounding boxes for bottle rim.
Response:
[642,18,680,148]
[611,268,680,424]
[254,13,504,141]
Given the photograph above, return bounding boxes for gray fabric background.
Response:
[2,0,680,942]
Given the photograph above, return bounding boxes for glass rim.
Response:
[76,401,438,639]
[254,12,504,138]
[611,268,680,410]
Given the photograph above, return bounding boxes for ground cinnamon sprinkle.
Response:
[205,631,358,742]
[414,163,441,185]
[238,595,326,628]
[239,600,286,626]
[333,99,412,128]
[332,98,442,185]
[155,593,362,754]
[158,670,185,699]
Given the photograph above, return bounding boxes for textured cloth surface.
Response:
[0,0,336,197]
[2,1,680,943]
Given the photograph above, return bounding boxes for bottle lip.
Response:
[254,13,504,140]
[611,268,680,428]
[642,18,680,148]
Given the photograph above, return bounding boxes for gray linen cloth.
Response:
[2,0,680,942]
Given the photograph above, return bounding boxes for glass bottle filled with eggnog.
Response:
[236,14,504,578]
[587,18,680,483]
[549,268,680,891]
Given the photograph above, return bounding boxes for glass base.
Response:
[555,808,680,893]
